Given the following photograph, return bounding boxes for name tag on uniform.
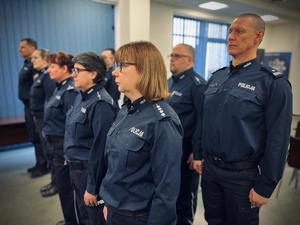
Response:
[81,107,86,113]
[23,67,29,71]
[238,82,255,91]
[129,127,144,138]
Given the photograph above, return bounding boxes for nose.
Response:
[112,69,119,77]
[71,71,77,78]
[228,31,235,41]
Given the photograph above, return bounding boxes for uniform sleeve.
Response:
[86,102,116,195]
[62,90,78,113]
[192,83,207,160]
[254,78,292,198]
[147,119,183,225]
[43,74,56,101]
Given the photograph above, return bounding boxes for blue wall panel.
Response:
[0,0,115,118]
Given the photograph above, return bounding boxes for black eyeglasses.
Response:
[114,61,137,72]
[168,53,190,60]
[72,67,90,74]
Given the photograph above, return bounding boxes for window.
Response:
[172,16,230,80]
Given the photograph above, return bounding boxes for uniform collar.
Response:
[126,96,147,114]
[80,83,103,100]
[24,58,31,64]
[230,58,259,73]
[172,68,193,82]
[37,67,48,75]
[57,77,71,88]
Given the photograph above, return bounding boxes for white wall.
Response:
[262,23,300,115]
[150,2,300,114]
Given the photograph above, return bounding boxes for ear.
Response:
[62,65,68,73]
[255,30,264,45]
[90,71,97,80]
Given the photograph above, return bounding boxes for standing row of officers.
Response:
[17,13,292,225]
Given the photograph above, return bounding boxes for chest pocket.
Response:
[74,112,90,139]
[109,126,150,171]
[227,88,264,119]
[124,132,149,171]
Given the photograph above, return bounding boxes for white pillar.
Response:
[115,0,150,48]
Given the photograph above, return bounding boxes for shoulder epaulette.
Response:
[212,66,228,74]
[97,88,115,106]
[152,102,171,121]
[66,85,75,91]
[191,74,206,86]
[261,65,284,79]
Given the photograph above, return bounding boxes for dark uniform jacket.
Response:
[100,97,183,225]
[18,58,36,102]
[30,68,56,113]
[64,83,118,195]
[104,67,120,106]
[201,58,292,197]
[43,77,78,137]
[168,68,207,160]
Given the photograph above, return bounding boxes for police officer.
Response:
[168,43,206,225]
[30,48,56,178]
[64,52,118,225]
[43,52,79,225]
[101,48,120,106]
[18,38,40,174]
[100,41,183,225]
[194,13,292,225]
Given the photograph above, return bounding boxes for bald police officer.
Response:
[194,13,292,225]
[168,43,206,225]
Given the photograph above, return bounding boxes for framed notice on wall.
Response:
[262,52,292,78]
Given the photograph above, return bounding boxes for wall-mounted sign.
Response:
[263,52,292,78]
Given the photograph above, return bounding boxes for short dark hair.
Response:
[47,52,74,73]
[73,52,106,84]
[20,38,38,49]
[103,48,115,55]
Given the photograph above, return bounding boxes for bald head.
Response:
[236,13,265,32]
[175,43,195,61]
[170,43,195,75]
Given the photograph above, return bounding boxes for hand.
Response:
[249,188,268,208]
[192,160,203,174]
[186,153,194,170]
[103,206,108,221]
[84,191,97,207]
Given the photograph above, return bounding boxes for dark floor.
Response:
[0,146,300,225]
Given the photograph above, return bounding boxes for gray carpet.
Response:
[0,146,300,225]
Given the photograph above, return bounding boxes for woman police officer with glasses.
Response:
[100,41,183,225]
[64,52,118,225]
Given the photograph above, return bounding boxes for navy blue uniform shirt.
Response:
[168,68,206,159]
[201,58,292,197]
[64,83,118,195]
[104,67,120,106]
[43,77,78,137]
[18,58,36,101]
[100,97,183,225]
[30,69,56,113]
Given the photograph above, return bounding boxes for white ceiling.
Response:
[152,0,300,24]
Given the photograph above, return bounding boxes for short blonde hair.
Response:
[115,41,169,102]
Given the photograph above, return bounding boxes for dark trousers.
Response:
[176,153,200,225]
[201,159,260,225]
[45,137,78,225]
[69,164,105,225]
[107,207,148,225]
[23,101,46,168]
